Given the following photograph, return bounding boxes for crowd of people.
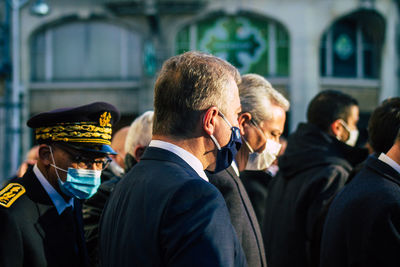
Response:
[0,51,399,267]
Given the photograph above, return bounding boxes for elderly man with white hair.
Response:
[82,110,154,266]
[207,73,290,267]
[124,111,154,172]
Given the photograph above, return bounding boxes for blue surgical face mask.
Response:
[49,146,101,199]
[209,111,242,173]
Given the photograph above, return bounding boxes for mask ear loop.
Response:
[242,136,254,153]
[49,146,67,181]
[210,134,222,150]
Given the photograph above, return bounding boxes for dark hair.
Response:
[153,51,240,138]
[307,90,358,132]
[368,97,400,154]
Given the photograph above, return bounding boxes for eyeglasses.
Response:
[55,144,111,170]
[250,120,268,140]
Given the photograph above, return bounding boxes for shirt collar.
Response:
[33,164,74,215]
[378,153,400,175]
[231,161,240,176]
[149,140,209,182]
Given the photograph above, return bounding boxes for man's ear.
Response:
[38,144,52,166]
[238,112,252,136]
[202,107,219,136]
[133,145,147,162]
[330,119,342,137]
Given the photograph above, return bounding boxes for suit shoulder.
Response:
[173,178,224,205]
[0,183,26,208]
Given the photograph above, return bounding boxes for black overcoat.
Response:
[320,155,400,267]
[263,123,367,267]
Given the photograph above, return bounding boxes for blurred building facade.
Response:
[0,0,399,180]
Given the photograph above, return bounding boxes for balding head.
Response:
[111,126,130,168]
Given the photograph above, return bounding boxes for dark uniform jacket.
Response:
[0,169,89,267]
[263,123,368,267]
[207,166,267,267]
[240,170,273,227]
[83,176,121,266]
[320,155,400,267]
[99,147,247,267]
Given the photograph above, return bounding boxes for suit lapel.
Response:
[19,170,59,239]
[23,169,89,266]
[225,166,267,267]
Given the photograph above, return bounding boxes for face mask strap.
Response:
[242,136,254,153]
[48,145,68,182]
[218,111,234,129]
[251,119,268,141]
[210,134,222,150]
[210,110,232,151]
[338,119,351,133]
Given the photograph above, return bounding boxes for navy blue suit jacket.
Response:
[99,147,247,267]
[320,155,400,267]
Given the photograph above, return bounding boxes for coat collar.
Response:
[366,155,400,187]
[141,146,202,179]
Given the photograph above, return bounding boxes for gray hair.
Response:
[239,74,290,123]
[153,51,241,137]
[125,111,154,158]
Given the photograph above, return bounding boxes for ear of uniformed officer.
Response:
[1,51,400,267]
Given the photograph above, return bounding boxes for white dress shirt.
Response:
[149,140,209,182]
[231,161,240,176]
[378,153,400,175]
[33,164,74,215]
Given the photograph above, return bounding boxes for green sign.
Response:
[199,17,265,73]
[176,15,289,76]
[335,34,354,60]
[199,17,264,72]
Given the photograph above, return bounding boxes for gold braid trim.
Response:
[36,125,112,134]
[35,124,112,145]
[0,183,26,208]
[36,132,111,143]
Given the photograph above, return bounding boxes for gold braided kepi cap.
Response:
[27,102,120,155]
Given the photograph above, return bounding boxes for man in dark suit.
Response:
[99,51,247,266]
[207,73,289,267]
[320,98,400,267]
[0,102,120,267]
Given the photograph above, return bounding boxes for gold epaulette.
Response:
[0,183,26,208]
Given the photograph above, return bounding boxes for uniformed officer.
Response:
[0,102,119,267]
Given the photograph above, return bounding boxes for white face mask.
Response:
[243,119,282,171]
[245,139,282,171]
[338,119,359,147]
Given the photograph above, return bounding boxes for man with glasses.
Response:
[206,73,289,267]
[0,102,119,267]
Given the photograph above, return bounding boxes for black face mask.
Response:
[209,111,242,173]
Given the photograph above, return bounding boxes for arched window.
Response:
[175,14,289,77]
[31,20,143,81]
[320,10,384,79]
